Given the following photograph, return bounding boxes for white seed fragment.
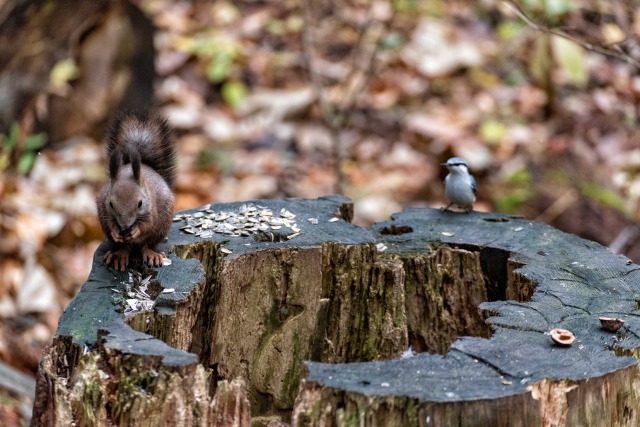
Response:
[162,258,172,266]
[329,217,340,222]
[376,243,388,252]
[161,288,175,293]
[441,231,455,237]
[307,218,319,224]
[220,248,233,254]
[513,227,524,232]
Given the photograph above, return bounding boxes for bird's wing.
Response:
[470,175,478,196]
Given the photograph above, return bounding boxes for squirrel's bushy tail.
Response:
[106,111,176,188]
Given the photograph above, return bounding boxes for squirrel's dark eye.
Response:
[109,201,114,209]
[138,200,142,208]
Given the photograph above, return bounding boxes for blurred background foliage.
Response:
[2,0,640,423]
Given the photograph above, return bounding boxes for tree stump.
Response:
[33,196,640,426]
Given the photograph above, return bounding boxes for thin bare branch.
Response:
[300,0,346,194]
[300,0,391,194]
[502,1,640,69]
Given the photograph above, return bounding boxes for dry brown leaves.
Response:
[3,1,640,424]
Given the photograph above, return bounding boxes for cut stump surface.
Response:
[33,197,640,426]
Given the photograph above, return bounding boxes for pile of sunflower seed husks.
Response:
[174,203,303,239]
[112,272,175,316]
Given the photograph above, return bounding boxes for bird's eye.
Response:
[137,200,142,208]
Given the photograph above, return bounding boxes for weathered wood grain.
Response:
[293,208,640,426]
[33,198,640,426]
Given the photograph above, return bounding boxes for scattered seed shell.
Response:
[329,217,340,222]
[162,258,172,266]
[376,243,388,252]
[550,328,576,346]
[599,316,624,332]
[220,248,233,254]
[441,231,455,237]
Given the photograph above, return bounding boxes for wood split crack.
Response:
[450,349,518,380]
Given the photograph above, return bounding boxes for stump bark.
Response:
[33,196,640,426]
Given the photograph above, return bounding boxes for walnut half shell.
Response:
[550,328,575,347]
[599,317,624,332]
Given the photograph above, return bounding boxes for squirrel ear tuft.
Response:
[109,150,122,179]
[129,147,141,183]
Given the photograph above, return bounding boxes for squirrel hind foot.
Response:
[104,247,131,271]
[142,246,166,267]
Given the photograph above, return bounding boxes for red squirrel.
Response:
[96,112,176,271]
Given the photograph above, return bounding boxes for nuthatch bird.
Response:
[441,157,477,212]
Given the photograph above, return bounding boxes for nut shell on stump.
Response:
[599,317,624,332]
[550,328,576,346]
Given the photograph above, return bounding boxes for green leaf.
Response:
[544,0,573,16]
[493,187,535,211]
[493,168,535,211]
[17,152,36,175]
[380,32,404,50]
[505,69,526,86]
[6,122,19,150]
[522,0,542,10]
[552,36,587,88]
[505,168,532,186]
[479,119,507,145]
[221,81,247,108]
[207,51,233,83]
[25,133,47,151]
[581,182,627,213]
[266,19,286,35]
[497,22,524,41]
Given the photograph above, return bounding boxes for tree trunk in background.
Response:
[0,0,154,141]
[32,196,640,426]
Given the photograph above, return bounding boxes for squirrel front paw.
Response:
[128,225,141,240]
[104,247,131,271]
[141,246,166,267]
[109,224,125,243]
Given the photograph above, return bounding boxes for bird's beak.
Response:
[441,163,449,167]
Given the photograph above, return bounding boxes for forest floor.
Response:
[2,0,640,424]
